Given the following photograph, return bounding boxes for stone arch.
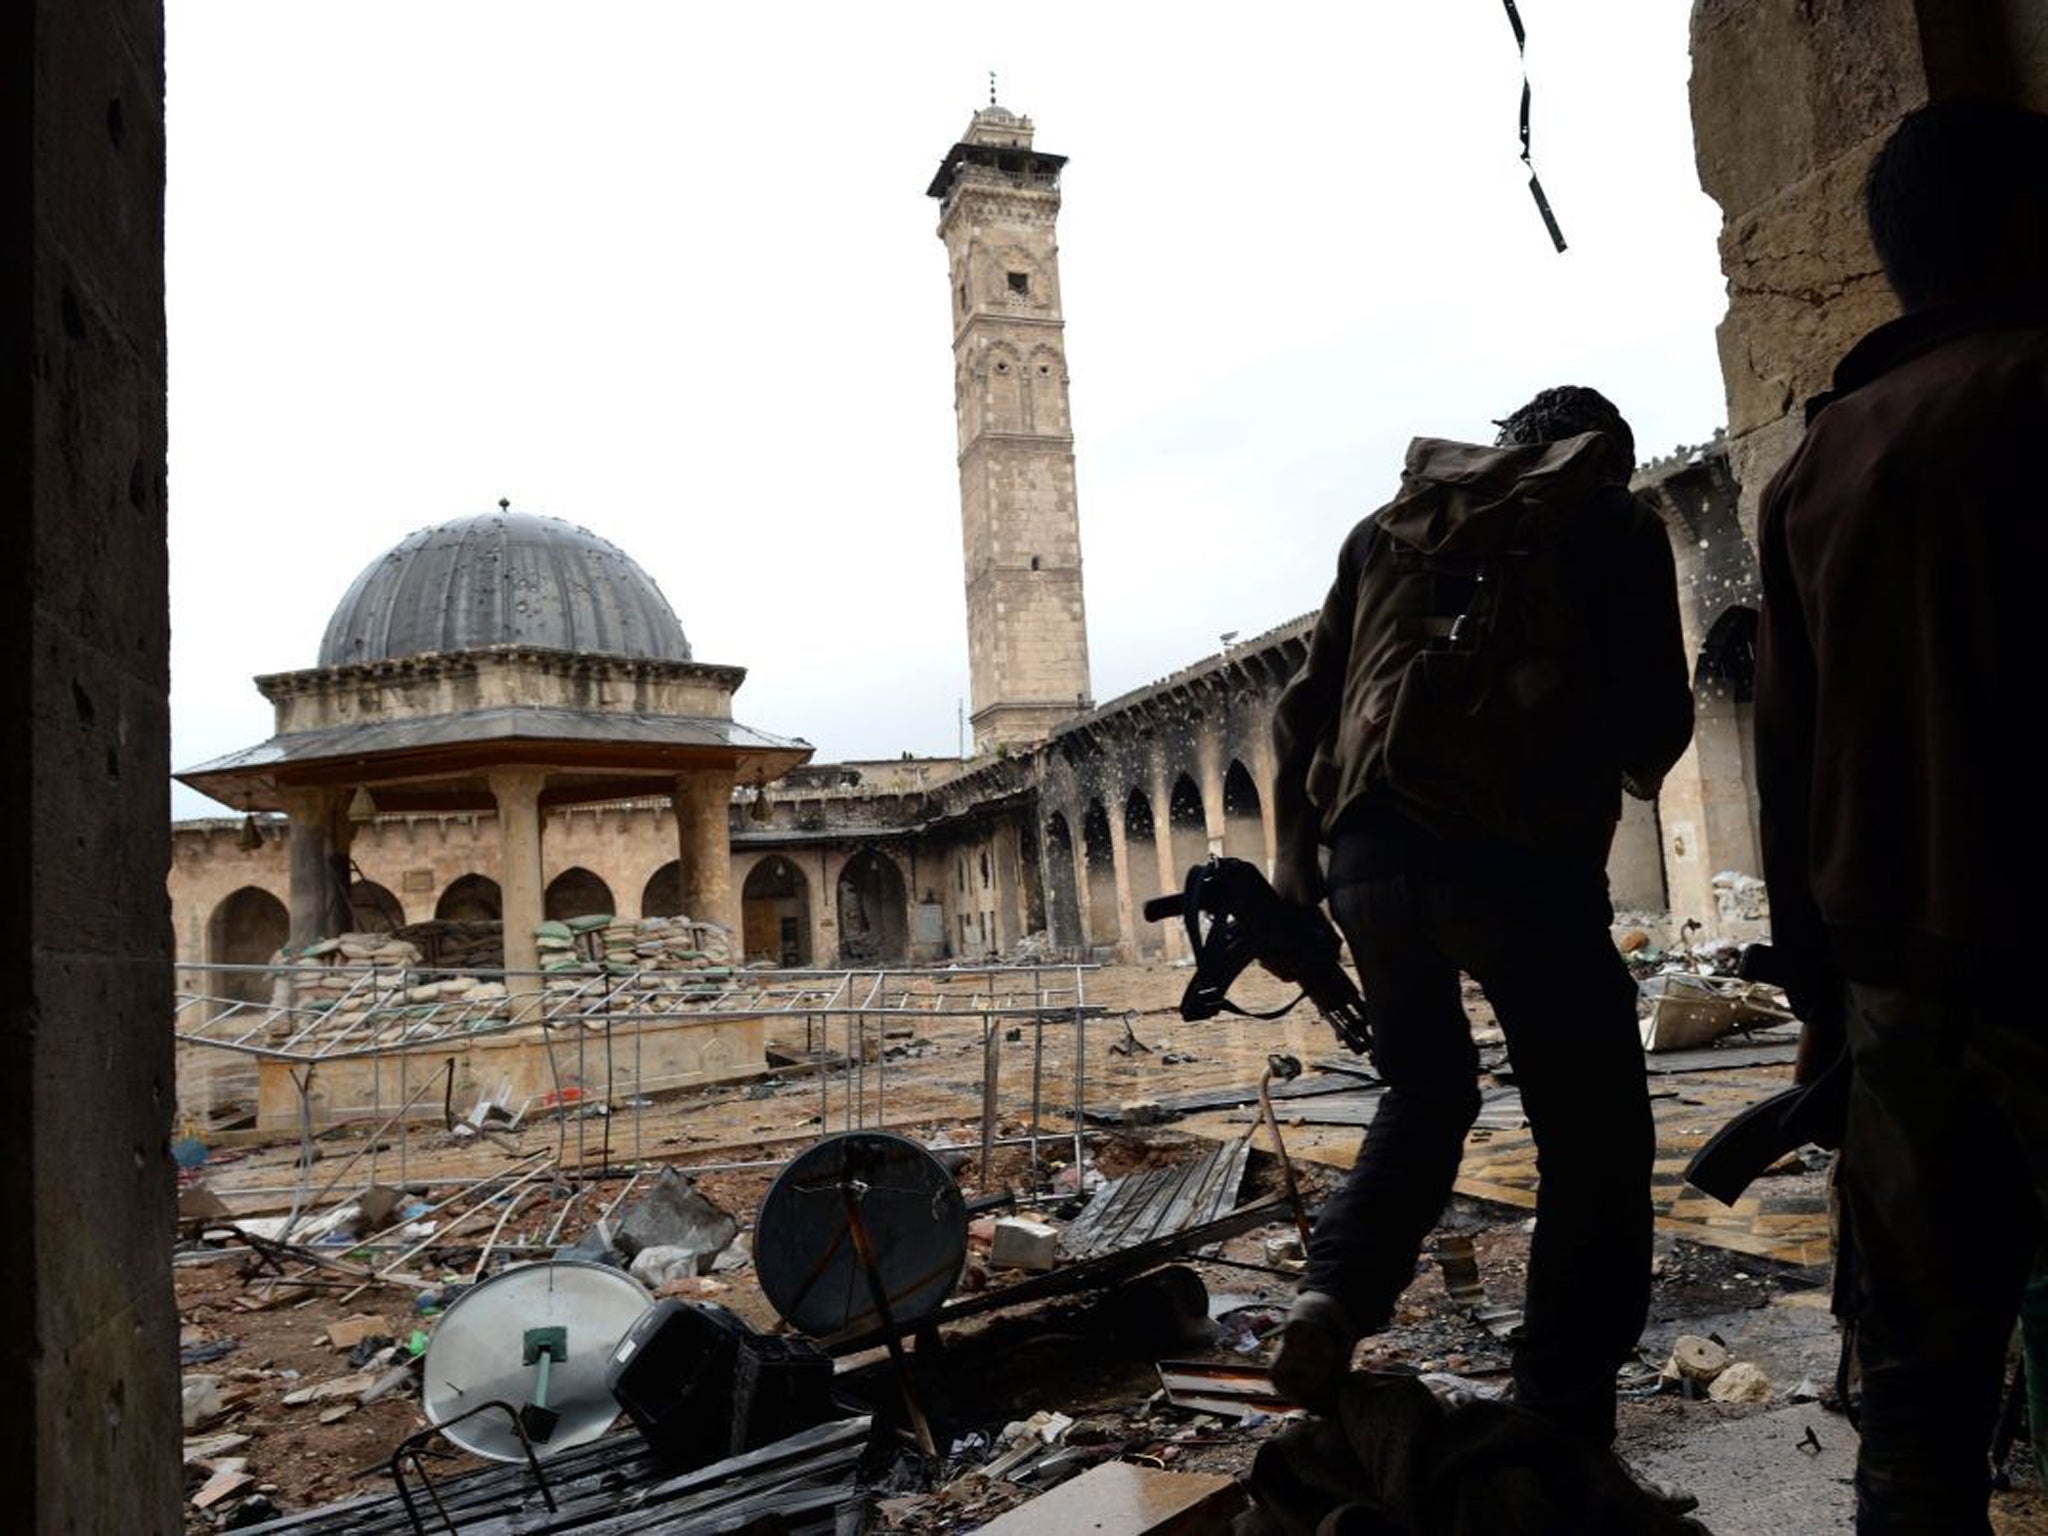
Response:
[545,867,614,922]
[347,879,404,933]
[1123,787,1166,957]
[1042,812,1083,951]
[741,854,812,967]
[1696,604,1758,703]
[641,860,682,919]
[207,886,288,1007]
[1167,773,1208,892]
[837,848,909,964]
[1080,799,1119,948]
[436,873,502,923]
[1223,760,1264,862]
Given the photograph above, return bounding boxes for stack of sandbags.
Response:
[393,920,502,973]
[296,934,420,1016]
[616,917,741,1010]
[600,918,640,973]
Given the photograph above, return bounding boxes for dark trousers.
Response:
[1841,982,2048,1535]
[1304,809,1652,1446]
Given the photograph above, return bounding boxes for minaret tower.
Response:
[929,100,1092,753]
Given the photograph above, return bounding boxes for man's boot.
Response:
[1270,1290,1357,1414]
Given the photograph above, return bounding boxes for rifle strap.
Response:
[1214,992,1310,1023]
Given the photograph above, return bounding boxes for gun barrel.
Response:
[1142,894,1185,922]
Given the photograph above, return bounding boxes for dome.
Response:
[317,509,692,668]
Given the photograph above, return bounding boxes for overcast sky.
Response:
[166,1,1729,819]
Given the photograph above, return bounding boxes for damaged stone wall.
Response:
[1688,0,2041,536]
[2,0,183,1527]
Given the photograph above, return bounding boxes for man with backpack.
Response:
[1266,387,1694,1446]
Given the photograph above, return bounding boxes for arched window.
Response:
[207,885,288,1006]
[544,867,615,922]
[435,873,502,923]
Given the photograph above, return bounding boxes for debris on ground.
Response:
[165,961,2047,1534]
[613,1165,739,1268]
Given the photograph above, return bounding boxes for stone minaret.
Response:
[929,103,1093,754]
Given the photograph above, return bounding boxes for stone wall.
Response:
[1688,0,2038,535]
[3,0,183,1527]
[258,647,742,734]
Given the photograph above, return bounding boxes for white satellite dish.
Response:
[422,1260,652,1461]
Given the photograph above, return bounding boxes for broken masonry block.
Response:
[629,1245,714,1289]
[988,1218,1060,1272]
[325,1314,388,1351]
[1707,1360,1772,1403]
[614,1166,738,1263]
[1663,1334,1730,1386]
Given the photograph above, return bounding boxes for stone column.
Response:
[278,787,350,955]
[1104,793,1138,963]
[1063,807,1095,955]
[1656,687,1765,936]
[1248,729,1281,877]
[488,769,548,988]
[812,849,838,968]
[673,770,737,932]
[1197,728,1227,855]
[1149,758,1186,961]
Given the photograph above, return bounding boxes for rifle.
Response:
[1142,857,1373,1058]
[1682,942,1848,1205]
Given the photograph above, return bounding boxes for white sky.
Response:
[166,0,1729,819]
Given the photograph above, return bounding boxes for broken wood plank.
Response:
[191,1468,255,1510]
[1157,1359,1294,1419]
[1084,1072,1369,1124]
[973,1460,1245,1535]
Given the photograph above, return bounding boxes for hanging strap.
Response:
[1502,0,1568,253]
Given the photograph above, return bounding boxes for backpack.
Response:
[1361,484,1616,857]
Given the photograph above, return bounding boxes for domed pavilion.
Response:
[177,505,811,980]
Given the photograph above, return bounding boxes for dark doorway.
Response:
[836,848,908,964]
[436,873,503,923]
[742,856,812,966]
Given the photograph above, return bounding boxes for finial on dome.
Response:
[498,497,510,512]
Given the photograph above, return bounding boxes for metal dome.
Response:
[317,509,692,668]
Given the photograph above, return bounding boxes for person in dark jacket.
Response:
[1267,387,1694,1447]
[1753,98,2048,1536]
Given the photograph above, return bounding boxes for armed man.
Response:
[1266,386,1694,1448]
[1754,98,2048,1535]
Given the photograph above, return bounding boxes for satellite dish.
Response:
[755,1131,968,1339]
[422,1260,651,1461]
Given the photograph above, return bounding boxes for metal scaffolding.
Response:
[173,960,1105,1273]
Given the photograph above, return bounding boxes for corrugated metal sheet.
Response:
[238,1416,872,1535]
[1056,1137,1253,1262]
